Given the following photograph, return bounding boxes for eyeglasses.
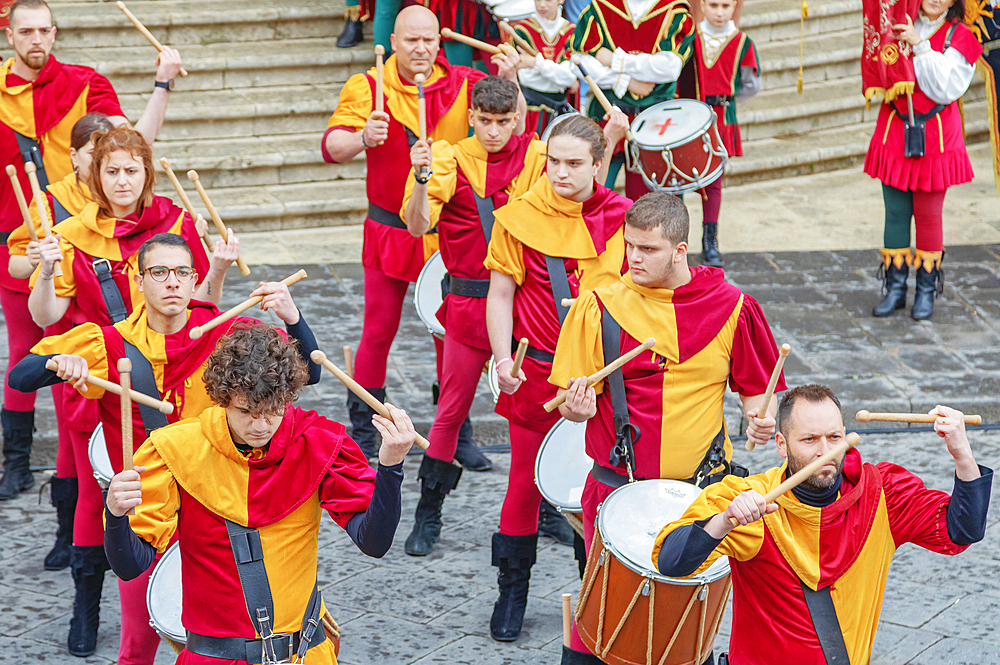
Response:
[144,266,196,283]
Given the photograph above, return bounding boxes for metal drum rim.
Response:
[413,250,447,338]
[630,100,715,151]
[596,479,730,585]
[146,542,186,643]
[88,422,113,486]
[533,417,585,511]
[654,163,726,195]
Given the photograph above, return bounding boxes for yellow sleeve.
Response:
[27,235,77,298]
[650,475,766,575]
[327,72,374,132]
[31,322,109,399]
[128,440,181,553]
[484,222,526,285]
[400,140,458,230]
[549,290,605,392]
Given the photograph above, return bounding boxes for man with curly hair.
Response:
[102,323,417,665]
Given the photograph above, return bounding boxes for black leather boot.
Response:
[490,532,537,642]
[336,12,364,48]
[872,248,910,317]
[68,545,109,657]
[45,476,77,571]
[561,646,605,664]
[0,409,35,500]
[911,250,944,321]
[453,417,492,471]
[538,500,574,546]
[701,222,723,268]
[347,388,384,458]
[404,455,463,556]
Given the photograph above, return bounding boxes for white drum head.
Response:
[598,479,730,584]
[541,111,581,142]
[485,0,534,20]
[147,543,185,644]
[534,418,590,511]
[414,251,447,338]
[486,358,500,403]
[88,424,113,486]
[630,100,714,150]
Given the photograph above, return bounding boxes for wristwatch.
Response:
[154,79,173,91]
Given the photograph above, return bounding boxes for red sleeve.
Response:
[878,462,969,554]
[728,294,785,395]
[948,23,984,65]
[318,439,377,528]
[85,73,123,116]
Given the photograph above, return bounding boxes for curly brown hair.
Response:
[203,323,309,416]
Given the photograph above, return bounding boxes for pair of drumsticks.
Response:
[5,162,65,277]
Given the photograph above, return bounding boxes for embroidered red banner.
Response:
[862,0,922,102]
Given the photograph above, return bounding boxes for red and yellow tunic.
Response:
[550,267,782,480]
[128,405,376,665]
[7,172,92,257]
[510,16,576,134]
[572,0,695,114]
[0,55,122,292]
[485,177,630,431]
[864,21,982,192]
[31,301,251,473]
[651,449,971,665]
[401,132,548,351]
[693,27,758,156]
[323,52,485,282]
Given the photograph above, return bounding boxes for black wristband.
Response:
[154,79,173,91]
[414,170,432,184]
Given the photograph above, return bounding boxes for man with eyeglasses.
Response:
[8,232,322,657]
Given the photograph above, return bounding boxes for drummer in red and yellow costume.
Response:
[510,0,579,135]
[570,0,696,199]
[10,230,314,662]
[0,0,183,504]
[322,5,525,458]
[652,385,992,665]
[864,0,982,321]
[484,114,630,643]
[689,0,760,267]
[101,323,415,665]
[551,191,782,664]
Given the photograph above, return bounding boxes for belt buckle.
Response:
[92,258,112,274]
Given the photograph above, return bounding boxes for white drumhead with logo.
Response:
[414,251,447,338]
[630,100,715,150]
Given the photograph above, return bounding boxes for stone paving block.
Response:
[809,351,907,376]
[0,636,114,664]
[888,548,1000,600]
[878,578,965,629]
[906,636,1000,665]
[0,555,74,599]
[870,623,944,665]
[335,613,464,665]
[427,589,563,650]
[409,635,554,664]
[0,583,75,637]
[895,347,972,375]
[315,546,378,588]
[922,593,1000,644]
[852,316,942,346]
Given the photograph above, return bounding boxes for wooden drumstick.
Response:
[729,432,859,527]
[440,27,502,54]
[570,55,634,141]
[344,345,354,378]
[187,170,251,276]
[375,45,385,115]
[544,337,655,412]
[499,21,538,56]
[561,593,572,647]
[116,2,188,77]
[310,350,431,451]
[159,159,213,251]
[856,410,982,425]
[45,359,174,414]
[414,73,430,182]
[561,298,575,308]
[118,358,136,514]
[24,163,62,277]
[6,165,38,243]
[745,343,790,451]
[189,269,307,339]
[510,338,528,378]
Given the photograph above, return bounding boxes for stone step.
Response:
[741,0,861,44]
[753,27,861,90]
[51,38,373,94]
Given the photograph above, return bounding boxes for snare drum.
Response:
[477,0,534,21]
[541,110,581,142]
[414,251,447,339]
[87,424,113,488]
[627,99,728,194]
[534,418,589,533]
[576,479,731,665]
[147,542,185,653]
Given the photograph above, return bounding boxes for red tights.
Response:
[569,474,617,652]
[353,267,411,389]
[699,176,723,225]
[1,286,43,411]
[69,426,104,546]
[498,423,546,535]
[118,551,165,665]
[53,383,77,477]
[427,336,491,462]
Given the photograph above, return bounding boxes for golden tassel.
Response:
[797,0,808,93]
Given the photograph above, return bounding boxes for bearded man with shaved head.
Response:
[322,5,525,464]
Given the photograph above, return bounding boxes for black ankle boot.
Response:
[873,259,909,317]
[347,388,384,458]
[45,476,77,571]
[538,500,574,546]
[404,455,463,556]
[0,409,35,500]
[490,532,537,642]
[701,222,723,268]
[561,646,605,664]
[911,252,944,321]
[453,417,492,471]
[68,545,109,657]
[336,17,364,48]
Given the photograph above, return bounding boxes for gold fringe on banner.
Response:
[975,58,1000,195]
[797,0,809,93]
[863,81,916,108]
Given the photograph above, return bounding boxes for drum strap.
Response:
[472,191,495,244]
[800,580,851,664]
[14,131,49,189]
[94,259,129,324]
[51,195,72,223]
[601,307,639,479]
[543,255,572,325]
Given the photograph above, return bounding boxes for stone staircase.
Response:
[8,0,991,231]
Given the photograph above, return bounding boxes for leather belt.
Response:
[367,203,407,229]
[704,95,733,107]
[511,338,554,364]
[0,231,10,244]
[448,275,489,298]
[185,628,326,664]
[590,462,646,489]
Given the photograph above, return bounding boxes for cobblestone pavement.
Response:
[2,246,999,664]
